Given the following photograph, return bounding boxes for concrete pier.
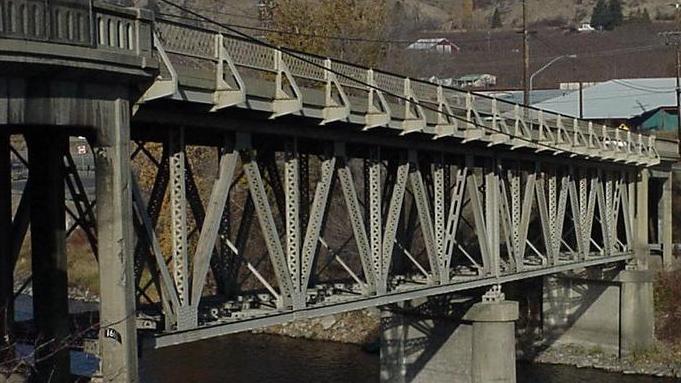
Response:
[543,268,655,356]
[380,293,519,383]
[95,94,139,383]
[465,300,519,383]
[0,131,12,360]
[27,130,70,382]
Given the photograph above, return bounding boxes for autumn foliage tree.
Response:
[267,0,390,67]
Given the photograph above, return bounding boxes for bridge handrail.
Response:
[151,15,660,165]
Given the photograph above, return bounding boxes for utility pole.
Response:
[661,31,681,155]
[579,81,584,119]
[522,0,530,106]
[661,2,681,155]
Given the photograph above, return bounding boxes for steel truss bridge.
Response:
[0,1,677,381]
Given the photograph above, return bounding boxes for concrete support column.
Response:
[95,97,138,382]
[659,172,673,270]
[26,130,70,382]
[464,300,519,383]
[635,169,650,269]
[0,130,12,360]
[542,268,655,357]
[380,295,518,383]
[619,269,655,354]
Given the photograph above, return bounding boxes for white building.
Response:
[407,38,460,54]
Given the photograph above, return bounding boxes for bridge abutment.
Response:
[542,268,655,356]
[380,292,519,383]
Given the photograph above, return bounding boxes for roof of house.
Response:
[630,106,678,132]
[533,78,678,120]
[457,74,495,81]
[482,89,574,105]
[407,38,459,50]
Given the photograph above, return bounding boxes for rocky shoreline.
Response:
[253,308,681,379]
[523,343,681,378]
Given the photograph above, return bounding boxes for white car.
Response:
[578,23,596,32]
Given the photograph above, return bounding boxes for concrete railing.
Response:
[154,16,661,166]
[0,0,154,59]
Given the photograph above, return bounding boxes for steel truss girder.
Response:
[499,165,534,271]
[337,157,375,293]
[535,166,568,265]
[442,165,467,280]
[409,151,439,282]
[241,149,296,308]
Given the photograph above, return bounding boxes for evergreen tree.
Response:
[606,0,623,29]
[591,0,608,29]
[491,7,502,29]
[642,8,651,23]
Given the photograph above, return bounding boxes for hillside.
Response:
[187,0,681,31]
[419,0,680,30]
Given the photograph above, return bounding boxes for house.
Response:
[534,78,679,138]
[630,106,678,134]
[406,38,460,54]
[534,77,677,121]
[426,76,455,87]
[455,74,497,88]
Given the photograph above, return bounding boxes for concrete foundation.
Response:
[543,268,655,356]
[380,295,519,383]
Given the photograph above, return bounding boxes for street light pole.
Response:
[528,54,577,104]
[522,0,530,106]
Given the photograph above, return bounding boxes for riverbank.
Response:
[254,302,681,379]
[521,343,681,378]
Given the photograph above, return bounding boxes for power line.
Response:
[158,11,523,46]
[533,34,677,93]
[156,0,643,154]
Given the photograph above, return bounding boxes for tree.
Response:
[490,7,502,29]
[642,8,651,23]
[267,0,390,67]
[607,0,623,29]
[591,0,608,30]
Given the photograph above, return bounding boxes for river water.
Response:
[140,333,680,383]
[12,295,680,382]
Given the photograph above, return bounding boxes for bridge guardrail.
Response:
[153,15,660,166]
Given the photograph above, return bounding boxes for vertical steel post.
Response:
[635,169,650,269]
[485,160,500,278]
[0,131,12,361]
[95,98,139,382]
[660,171,673,270]
[26,130,70,382]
